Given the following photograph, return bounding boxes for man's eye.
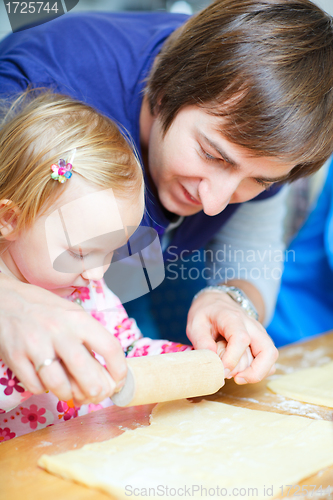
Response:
[254,179,273,189]
[205,152,218,161]
[199,145,219,161]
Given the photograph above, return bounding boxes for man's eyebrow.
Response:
[200,133,239,167]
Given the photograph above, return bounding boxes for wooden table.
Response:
[1,333,333,500]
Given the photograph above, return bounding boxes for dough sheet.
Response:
[267,361,333,408]
[38,399,333,499]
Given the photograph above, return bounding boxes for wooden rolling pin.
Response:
[111,349,225,407]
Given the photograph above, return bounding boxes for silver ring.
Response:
[36,357,60,373]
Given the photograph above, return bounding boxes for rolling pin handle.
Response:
[111,366,135,407]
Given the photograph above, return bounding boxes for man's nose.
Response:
[198,174,241,216]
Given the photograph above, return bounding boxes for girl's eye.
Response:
[70,251,87,261]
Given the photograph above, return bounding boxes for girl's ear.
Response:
[0,200,21,241]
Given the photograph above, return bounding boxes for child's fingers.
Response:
[233,341,278,384]
[23,308,124,401]
[188,289,277,382]
[0,279,122,400]
[227,346,254,379]
[188,291,252,373]
[218,313,251,375]
[219,308,277,382]
[216,340,227,358]
[80,320,127,388]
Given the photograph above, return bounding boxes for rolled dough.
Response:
[267,361,333,408]
[38,399,333,499]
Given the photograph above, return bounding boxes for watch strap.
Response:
[193,285,259,321]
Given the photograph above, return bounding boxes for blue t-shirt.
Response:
[267,160,333,346]
[0,11,279,257]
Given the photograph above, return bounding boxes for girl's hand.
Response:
[0,274,127,404]
[186,289,278,384]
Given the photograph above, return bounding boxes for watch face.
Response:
[227,288,243,302]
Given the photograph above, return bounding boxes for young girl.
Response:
[0,91,191,442]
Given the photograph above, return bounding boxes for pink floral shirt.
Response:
[0,279,192,442]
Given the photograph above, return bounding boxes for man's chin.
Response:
[176,206,203,216]
[161,196,202,217]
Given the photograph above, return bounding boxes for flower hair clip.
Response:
[50,148,76,184]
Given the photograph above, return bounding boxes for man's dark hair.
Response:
[146,0,333,181]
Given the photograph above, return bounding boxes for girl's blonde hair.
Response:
[0,89,143,237]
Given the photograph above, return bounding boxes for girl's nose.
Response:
[81,266,106,282]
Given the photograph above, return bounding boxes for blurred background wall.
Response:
[1,0,333,40]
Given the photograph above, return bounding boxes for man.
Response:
[0,0,332,404]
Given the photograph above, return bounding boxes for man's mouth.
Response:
[182,186,201,206]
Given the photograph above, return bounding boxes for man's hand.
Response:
[0,274,127,404]
[186,288,278,384]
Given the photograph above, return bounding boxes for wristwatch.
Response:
[193,285,259,321]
